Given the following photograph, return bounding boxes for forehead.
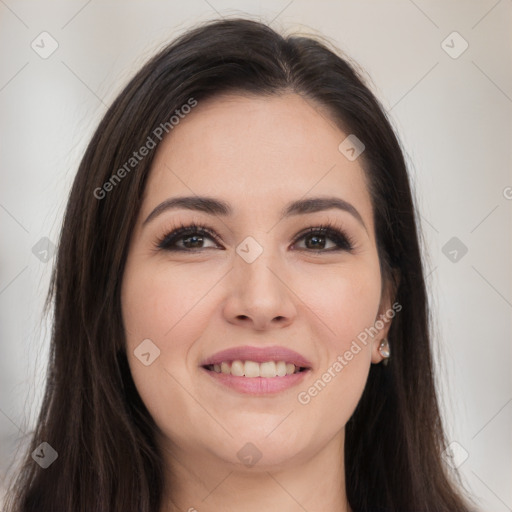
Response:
[142,93,374,229]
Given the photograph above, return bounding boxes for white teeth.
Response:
[231,360,245,377]
[260,361,276,378]
[208,360,305,377]
[244,361,260,378]
[276,361,287,377]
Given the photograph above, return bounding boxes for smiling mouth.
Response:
[202,360,309,378]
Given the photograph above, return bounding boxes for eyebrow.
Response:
[142,195,367,231]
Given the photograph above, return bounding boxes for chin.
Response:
[216,431,308,470]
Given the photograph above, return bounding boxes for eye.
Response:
[155,221,356,253]
[292,223,355,252]
[155,223,221,251]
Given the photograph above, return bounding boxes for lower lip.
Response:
[201,367,310,395]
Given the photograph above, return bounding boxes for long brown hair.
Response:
[4,18,475,512]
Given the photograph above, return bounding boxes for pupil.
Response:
[307,234,325,249]
[184,234,203,248]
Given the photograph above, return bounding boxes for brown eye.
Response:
[157,225,221,251]
[293,226,354,252]
[155,222,355,253]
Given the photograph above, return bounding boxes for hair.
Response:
[4,17,475,512]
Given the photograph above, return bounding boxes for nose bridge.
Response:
[224,233,296,328]
[235,235,283,296]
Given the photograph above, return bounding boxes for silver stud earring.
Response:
[379,338,390,366]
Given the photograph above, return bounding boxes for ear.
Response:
[371,269,400,364]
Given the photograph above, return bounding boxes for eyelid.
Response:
[291,223,356,252]
[154,222,222,252]
[153,219,356,253]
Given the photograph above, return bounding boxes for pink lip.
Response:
[201,367,310,395]
[200,345,313,369]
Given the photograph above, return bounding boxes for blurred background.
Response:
[1,1,511,510]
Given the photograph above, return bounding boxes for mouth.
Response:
[199,346,312,394]
[202,360,310,378]
[200,361,311,395]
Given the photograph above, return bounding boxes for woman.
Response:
[4,17,476,512]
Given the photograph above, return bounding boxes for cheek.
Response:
[121,261,217,425]
[121,258,231,384]
[122,260,217,343]
[295,262,381,420]
[302,261,382,348]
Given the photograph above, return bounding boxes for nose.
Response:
[223,247,297,331]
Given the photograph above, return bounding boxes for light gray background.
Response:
[1,1,511,510]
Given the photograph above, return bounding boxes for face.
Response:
[121,93,393,472]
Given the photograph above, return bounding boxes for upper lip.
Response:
[201,345,313,369]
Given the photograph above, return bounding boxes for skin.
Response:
[121,93,394,512]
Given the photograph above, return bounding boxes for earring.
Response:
[379,338,390,366]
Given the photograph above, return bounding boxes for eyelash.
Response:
[154,221,356,254]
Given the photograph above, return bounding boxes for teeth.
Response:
[285,363,295,375]
[276,361,287,377]
[231,360,245,376]
[208,360,304,377]
[260,361,276,378]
